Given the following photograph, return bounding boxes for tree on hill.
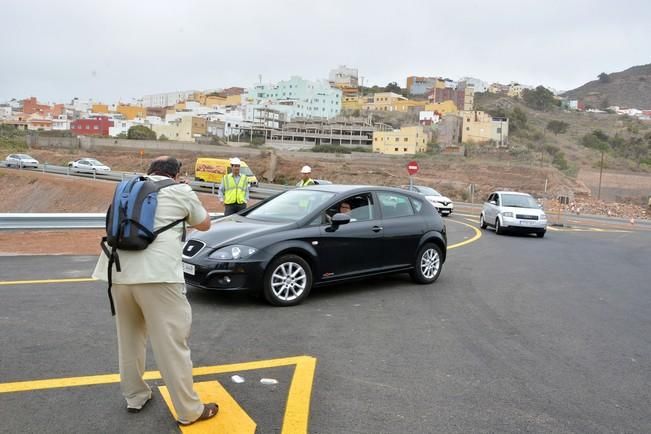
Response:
[546,120,569,135]
[522,86,558,111]
[580,130,610,152]
[598,72,611,83]
[384,82,402,94]
[127,125,156,140]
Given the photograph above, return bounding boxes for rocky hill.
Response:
[563,63,651,109]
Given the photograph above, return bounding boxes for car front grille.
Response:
[183,240,205,258]
[516,214,538,220]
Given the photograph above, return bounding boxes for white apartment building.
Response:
[142,90,197,108]
[246,76,342,120]
[329,65,359,87]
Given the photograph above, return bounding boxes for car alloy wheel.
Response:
[479,214,487,229]
[410,243,442,284]
[263,254,312,306]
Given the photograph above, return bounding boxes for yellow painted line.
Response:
[160,380,256,434]
[0,356,316,434]
[446,219,482,250]
[0,277,97,286]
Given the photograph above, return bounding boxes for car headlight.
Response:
[540,213,547,220]
[209,245,257,260]
[501,212,514,218]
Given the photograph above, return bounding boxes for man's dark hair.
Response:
[147,157,182,178]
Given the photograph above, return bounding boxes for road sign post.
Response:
[406,161,419,190]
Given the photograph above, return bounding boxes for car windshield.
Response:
[246,189,335,222]
[240,166,254,176]
[17,154,33,159]
[501,194,539,208]
[416,186,442,196]
[87,159,103,165]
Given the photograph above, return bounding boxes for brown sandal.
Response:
[178,403,219,426]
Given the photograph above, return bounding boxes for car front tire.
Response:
[263,254,313,306]
[410,243,443,284]
[495,218,503,234]
[536,231,546,238]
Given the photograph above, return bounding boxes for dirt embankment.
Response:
[0,169,224,256]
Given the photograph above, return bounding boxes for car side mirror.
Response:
[489,200,497,205]
[328,213,351,230]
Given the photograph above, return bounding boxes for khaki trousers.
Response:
[113,282,203,424]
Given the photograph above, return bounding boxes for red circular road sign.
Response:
[406,161,419,176]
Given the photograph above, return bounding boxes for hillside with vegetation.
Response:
[563,63,651,109]
[474,92,651,176]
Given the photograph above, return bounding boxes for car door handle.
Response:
[372,225,383,232]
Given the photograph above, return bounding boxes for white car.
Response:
[68,158,111,173]
[402,185,454,216]
[5,153,39,168]
[480,191,547,238]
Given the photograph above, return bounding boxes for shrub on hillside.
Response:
[311,145,351,154]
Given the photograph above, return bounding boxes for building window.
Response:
[466,127,470,131]
[404,148,407,152]
[497,127,502,133]
[395,137,399,142]
[404,138,408,142]
[394,147,398,151]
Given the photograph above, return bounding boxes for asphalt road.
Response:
[1,214,650,433]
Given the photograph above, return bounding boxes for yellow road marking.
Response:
[446,219,482,250]
[0,277,97,285]
[160,380,256,434]
[0,356,316,434]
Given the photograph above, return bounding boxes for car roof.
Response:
[494,191,532,196]
[301,184,421,197]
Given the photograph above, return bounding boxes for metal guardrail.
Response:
[0,161,291,200]
[0,213,225,230]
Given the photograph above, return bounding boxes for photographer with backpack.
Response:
[93,156,218,426]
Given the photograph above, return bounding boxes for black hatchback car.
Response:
[182,185,447,306]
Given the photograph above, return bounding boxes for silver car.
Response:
[480,191,547,238]
[5,153,39,168]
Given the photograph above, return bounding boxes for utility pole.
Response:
[597,149,605,200]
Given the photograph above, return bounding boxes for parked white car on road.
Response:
[5,153,39,168]
[68,158,111,173]
[480,191,547,237]
[401,185,454,216]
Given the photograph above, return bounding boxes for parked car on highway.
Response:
[5,153,39,168]
[480,191,547,237]
[400,185,454,216]
[182,185,447,306]
[67,158,111,173]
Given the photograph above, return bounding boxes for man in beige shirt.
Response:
[93,156,217,426]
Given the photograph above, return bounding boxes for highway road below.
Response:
[1,214,650,433]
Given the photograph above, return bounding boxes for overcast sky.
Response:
[2,0,650,104]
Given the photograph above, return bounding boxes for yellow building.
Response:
[424,100,458,115]
[91,104,109,113]
[460,110,509,146]
[342,95,364,111]
[507,83,524,98]
[394,99,427,113]
[115,105,146,120]
[191,92,243,107]
[151,116,207,142]
[363,92,406,111]
[372,126,427,155]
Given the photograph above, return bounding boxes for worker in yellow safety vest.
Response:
[296,165,315,187]
[218,157,249,216]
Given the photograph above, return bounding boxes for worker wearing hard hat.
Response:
[296,165,315,187]
[218,157,250,216]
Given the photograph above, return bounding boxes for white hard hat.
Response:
[230,157,241,166]
[301,165,312,174]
